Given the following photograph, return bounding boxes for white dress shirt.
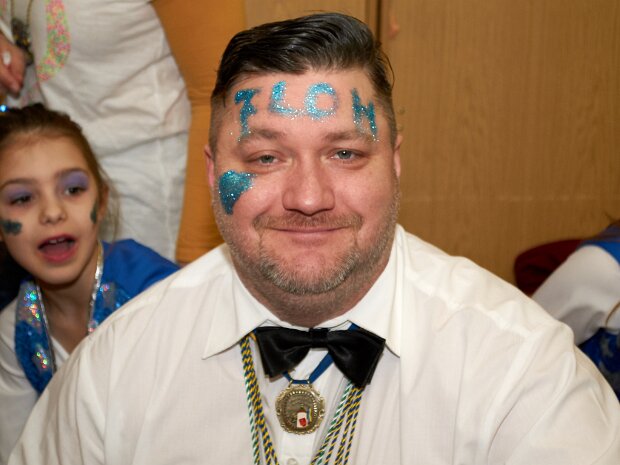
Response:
[533,245,620,343]
[9,226,620,464]
[0,307,69,465]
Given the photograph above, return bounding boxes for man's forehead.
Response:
[221,70,379,142]
[229,70,374,101]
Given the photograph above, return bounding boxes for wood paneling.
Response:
[245,0,376,28]
[385,0,620,281]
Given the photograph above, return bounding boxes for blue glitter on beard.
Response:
[235,88,260,138]
[305,82,338,119]
[218,170,256,215]
[351,89,378,140]
[0,218,22,235]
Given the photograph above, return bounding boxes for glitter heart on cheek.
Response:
[218,170,257,215]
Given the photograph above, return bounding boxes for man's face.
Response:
[208,69,401,314]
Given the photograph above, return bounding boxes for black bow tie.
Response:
[253,326,385,388]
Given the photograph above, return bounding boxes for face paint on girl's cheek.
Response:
[90,201,98,224]
[0,218,22,235]
[218,170,256,215]
[351,88,378,140]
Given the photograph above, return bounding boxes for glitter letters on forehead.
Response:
[234,81,379,140]
[351,88,377,140]
[0,218,22,235]
[235,88,260,138]
[218,170,256,215]
[269,81,338,119]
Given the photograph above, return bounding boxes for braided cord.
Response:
[240,335,364,465]
[241,335,280,465]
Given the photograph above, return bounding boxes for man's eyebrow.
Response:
[323,129,374,144]
[238,128,286,144]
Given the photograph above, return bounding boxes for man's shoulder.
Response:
[395,226,556,332]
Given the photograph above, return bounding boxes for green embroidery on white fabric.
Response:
[36,0,70,82]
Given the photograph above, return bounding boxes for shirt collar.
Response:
[202,228,403,359]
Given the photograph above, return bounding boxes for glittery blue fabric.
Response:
[218,170,256,215]
[14,280,131,394]
[13,239,178,394]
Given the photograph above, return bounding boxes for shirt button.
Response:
[286,459,298,465]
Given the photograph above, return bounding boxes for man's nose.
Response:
[282,159,335,215]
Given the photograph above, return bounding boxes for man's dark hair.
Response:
[210,12,397,150]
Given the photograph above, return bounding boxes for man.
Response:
[9,13,619,465]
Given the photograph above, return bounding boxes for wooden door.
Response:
[383,0,620,281]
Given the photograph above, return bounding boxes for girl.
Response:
[0,104,179,463]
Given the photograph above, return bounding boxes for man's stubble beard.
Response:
[213,176,401,324]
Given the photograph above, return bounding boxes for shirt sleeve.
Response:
[152,0,247,263]
[0,304,38,465]
[8,331,109,465]
[532,245,620,343]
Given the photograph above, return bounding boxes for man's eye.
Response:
[258,154,277,164]
[334,150,356,160]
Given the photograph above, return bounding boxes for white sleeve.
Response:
[8,332,108,465]
[0,305,38,465]
[532,245,620,343]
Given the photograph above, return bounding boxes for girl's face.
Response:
[0,136,106,288]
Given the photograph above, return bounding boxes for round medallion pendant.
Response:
[275,382,325,434]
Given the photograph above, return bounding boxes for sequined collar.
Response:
[14,250,131,394]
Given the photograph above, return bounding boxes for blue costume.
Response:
[579,225,620,398]
[13,240,178,394]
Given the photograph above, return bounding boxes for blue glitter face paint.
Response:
[269,81,300,117]
[351,89,378,140]
[304,82,337,120]
[0,218,22,235]
[218,170,256,215]
[235,88,260,138]
[90,201,98,224]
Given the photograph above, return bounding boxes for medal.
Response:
[275,382,325,434]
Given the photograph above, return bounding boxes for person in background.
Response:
[0,0,245,263]
[533,221,620,398]
[8,13,620,465]
[0,104,179,464]
[153,0,245,264]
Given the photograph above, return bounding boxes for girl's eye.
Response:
[60,171,89,196]
[9,193,32,205]
[65,185,86,195]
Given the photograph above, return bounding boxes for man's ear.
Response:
[205,145,216,192]
[393,133,403,179]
